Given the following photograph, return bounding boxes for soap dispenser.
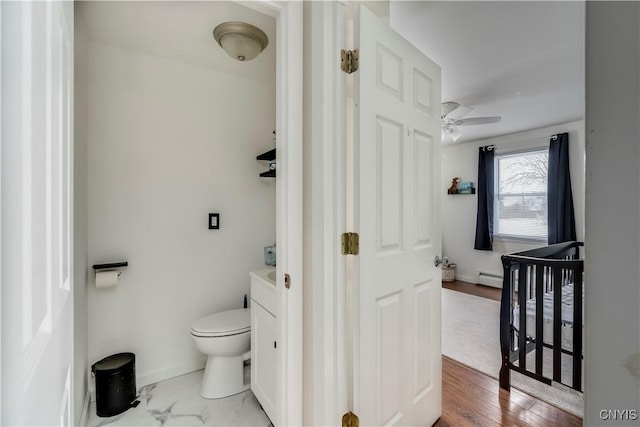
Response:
[264,243,276,266]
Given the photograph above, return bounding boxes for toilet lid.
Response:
[191,308,250,337]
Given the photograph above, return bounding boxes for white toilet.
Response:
[190,308,251,399]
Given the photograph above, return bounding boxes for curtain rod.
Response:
[481,145,495,151]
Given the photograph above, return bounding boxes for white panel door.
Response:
[1,1,74,425]
[352,6,442,426]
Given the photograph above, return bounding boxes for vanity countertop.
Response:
[250,268,276,287]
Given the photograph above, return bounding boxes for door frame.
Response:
[0,2,3,418]
[239,2,303,425]
[303,1,349,425]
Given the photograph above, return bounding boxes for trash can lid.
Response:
[92,352,135,374]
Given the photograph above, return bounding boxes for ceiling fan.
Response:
[441,101,502,143]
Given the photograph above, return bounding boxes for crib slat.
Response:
[572,268,583,391]
[552,267,562,383]
[499,260,514,390]
[518,264,528,370]
[535,264,544,376]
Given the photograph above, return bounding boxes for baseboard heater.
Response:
[478,271,503,288]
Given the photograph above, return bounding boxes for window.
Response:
[494,149,548,241]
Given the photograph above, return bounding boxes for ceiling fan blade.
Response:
[454,116,502,126]
[441,102,460,118]
[446,105,473,121]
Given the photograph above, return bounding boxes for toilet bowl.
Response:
[190,308,251,399]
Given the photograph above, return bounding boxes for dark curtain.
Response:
[548,133,576,244]
[474,146,495,250]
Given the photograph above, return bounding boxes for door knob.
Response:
[434,255,449,267]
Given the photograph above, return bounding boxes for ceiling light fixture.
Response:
[441,122,461,144]
[213,22,268,62]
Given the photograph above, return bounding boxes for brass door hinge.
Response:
[342,411,359,427]
[341,232,359,255]
[341,49,359,74]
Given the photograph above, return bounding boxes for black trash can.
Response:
[92,352,136,417]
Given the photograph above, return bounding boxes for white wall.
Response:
[584,3,640,424]
[85,42,276,386]
[441,121,585,286]
[73,6,90,423]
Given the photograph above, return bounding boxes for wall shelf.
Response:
[257,148,276,178]
[256,149,276,161]
[447,189,476,195]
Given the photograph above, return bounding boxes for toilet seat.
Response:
[191,308,250,338]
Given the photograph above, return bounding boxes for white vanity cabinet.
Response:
[250,270,277,424]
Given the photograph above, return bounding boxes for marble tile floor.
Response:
[87,369,272,427]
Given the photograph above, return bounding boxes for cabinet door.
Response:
[251,302,277,423]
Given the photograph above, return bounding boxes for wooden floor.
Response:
[437,280,582,427]
[442,279,502,301]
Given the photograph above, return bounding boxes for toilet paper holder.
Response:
[92,262,128,276]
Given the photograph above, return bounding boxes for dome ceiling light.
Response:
[213,22,268,62]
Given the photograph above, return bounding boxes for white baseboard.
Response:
[478,271,503,288]
[447,272,503,289]
[80,390,90,426]
[88,357,206,402]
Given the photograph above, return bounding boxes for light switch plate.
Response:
[209,213,219,230]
